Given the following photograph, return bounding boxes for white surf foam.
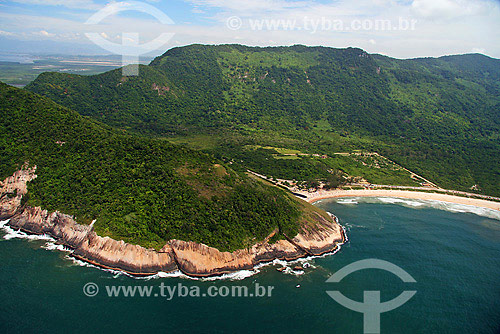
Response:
[133,270,189,280]
[424,200,500,220]
[201,269,259,281]
[66,253,262,281]
[354,197,500,220]
[42,242,71,252]
[0,220,55,241]
[1,219,348,281]
[376,197,426,207]
[67,256,130,277]
[199,224,349,280]
[148,223,348,281]
[336,198,359,205]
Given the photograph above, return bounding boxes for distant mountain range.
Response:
[25,44,500,196]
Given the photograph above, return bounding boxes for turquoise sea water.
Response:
[1,197,499,333]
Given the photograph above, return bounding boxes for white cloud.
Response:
[1,0,499,59]
[410,0,494,19]
[188,0,310,13]
[36,30,56,37]
[0,30,16,36]
[191,7,205,14]
[10,0,99,10]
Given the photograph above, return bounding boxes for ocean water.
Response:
[1,197,499,333]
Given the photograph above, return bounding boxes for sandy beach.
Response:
[301,189,500,211]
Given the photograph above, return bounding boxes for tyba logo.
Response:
[326,259,416,333]
[85,1,175,76]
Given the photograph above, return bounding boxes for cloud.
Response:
[37,30,55,37]
[0,30,16,36]
[10,0,99,10]
[410,0,494,19]
[191,7,205,14]
[471,47,485,54]
[188,0,310,13]
[0,0,499,59]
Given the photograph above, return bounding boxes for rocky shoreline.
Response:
[0,168,345,277]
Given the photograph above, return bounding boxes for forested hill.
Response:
[0,82,326,251]
[25,45,500,196]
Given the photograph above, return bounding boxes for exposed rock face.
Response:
[288,217,344,256]
[73,233,177,274]
[168,238,307,277]
[1,168,345,277]
[0,167,37,220]
[9,207,91,248]
[7,206,178,275]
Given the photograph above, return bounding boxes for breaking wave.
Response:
[334,197,500,220]
[1,219,348,281]
[0,220,54,241]
[336,198,359,205]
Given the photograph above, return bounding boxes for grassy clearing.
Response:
[323,154,419,186]
[273,155,301,160]
[245,145,304,155]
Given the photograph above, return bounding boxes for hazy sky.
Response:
[0,0,499,58]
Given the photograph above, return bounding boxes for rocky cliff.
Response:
[0,166,37,220]
[1,168,345,277]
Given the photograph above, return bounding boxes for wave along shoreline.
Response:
[315,196,500,221]
[0,218,347,281]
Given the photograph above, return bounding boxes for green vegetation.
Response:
[322,154,420,186]
[0,82,323,251]
[25,44,500,196]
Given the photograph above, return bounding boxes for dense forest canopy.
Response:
[0,82,330,251]
[25,44,500,196]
